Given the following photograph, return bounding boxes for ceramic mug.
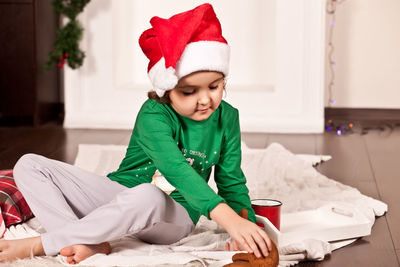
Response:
[251,199,282,230]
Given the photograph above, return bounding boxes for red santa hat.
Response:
[139,3,230,97]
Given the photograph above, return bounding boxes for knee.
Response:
[118,183,167,215]
[13,153,41,183]
[136,183,166,206]
[135,183,164,195]
[131,183,166,207]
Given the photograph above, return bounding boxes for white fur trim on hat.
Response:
[148,41,230,97]
[176,41,230,79]
[148,57,178,97]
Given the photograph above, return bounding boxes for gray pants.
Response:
[13,153,195,256]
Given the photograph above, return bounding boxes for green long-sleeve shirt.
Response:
[107,99,256,225]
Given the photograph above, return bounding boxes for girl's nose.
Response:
[198,96,210,106]
[198,91,211,106]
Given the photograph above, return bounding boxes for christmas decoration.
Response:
[325,1,400,136]
[325,119,355,135]
[139,3,229,97]
[325,0,355,135]
[45,0,91,70]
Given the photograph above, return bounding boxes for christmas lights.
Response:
[325,0,356,135]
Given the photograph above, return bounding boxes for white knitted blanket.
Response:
[2,142,387,267]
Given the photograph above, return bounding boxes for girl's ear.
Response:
[222,77,227,98]
[223,88,227,99]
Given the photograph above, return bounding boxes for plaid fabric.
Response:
[0,169,34,228]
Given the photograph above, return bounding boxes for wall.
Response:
[63,0,326,132]
[325,0,400,109]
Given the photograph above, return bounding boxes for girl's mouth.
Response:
[197,108,209,113]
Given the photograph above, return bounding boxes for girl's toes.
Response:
[67,256,76,264]
[60,246,74,257]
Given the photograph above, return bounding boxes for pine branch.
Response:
[45,0,90,70]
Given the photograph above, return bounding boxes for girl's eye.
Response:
[182,91,194,95]
[209,85,218,90]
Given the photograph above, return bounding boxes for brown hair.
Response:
[147,90,171,104]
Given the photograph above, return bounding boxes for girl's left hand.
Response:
[210,203,272,258]
[226,217,272,258]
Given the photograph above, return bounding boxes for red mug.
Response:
[251,199,282,230]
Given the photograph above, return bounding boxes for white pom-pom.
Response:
[148,58,178,97]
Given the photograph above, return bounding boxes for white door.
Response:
[64,0,326,133]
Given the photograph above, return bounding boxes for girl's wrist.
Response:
[210,203,240,229]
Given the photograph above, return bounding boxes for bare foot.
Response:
[60,242,111,264]
[0,236,45,262]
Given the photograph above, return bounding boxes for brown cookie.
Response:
[224,241,279,267]
[225,209,279,267]
[232,253,252,262]
[248,241,279,267]
[239,208,249,220]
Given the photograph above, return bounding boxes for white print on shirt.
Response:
[180,148,206,159]
[181,147,219,172]
[186,157,194,166]
[189,150,206,159]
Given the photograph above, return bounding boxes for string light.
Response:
[325,0,355,136]
[326,119,356,136]
[326,0,346,108]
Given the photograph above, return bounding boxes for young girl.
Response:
[0,3,272,264]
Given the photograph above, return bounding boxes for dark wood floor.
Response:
[0,122,399,267]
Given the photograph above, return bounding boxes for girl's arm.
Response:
[210,202,272,258]
[133,101,226,220]
[212,108,273,257]
[214,109,256,223]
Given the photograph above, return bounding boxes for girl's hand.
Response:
[210,203,272,258]
[225,238,241,251]
[224,216,272,258]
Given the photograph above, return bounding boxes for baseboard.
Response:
[0,103,64,126]
[0,116,35,126]
[37,102,64,125]
[325,108,400,122]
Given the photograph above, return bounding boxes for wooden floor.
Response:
[0,122,399,267]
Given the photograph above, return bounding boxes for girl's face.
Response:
[169,71,225,121]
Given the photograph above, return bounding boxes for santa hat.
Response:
[139,3,230,97]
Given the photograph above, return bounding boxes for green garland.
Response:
[45,0,91,70]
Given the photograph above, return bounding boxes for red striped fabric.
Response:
[0,169,34,229]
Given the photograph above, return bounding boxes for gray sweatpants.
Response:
[13,153,195,256]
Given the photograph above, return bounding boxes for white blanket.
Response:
[3,142,387,267]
